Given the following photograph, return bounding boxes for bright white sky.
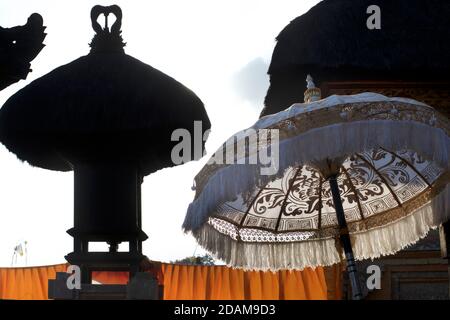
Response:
[0,0,320,266]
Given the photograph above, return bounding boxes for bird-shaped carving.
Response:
[0,13,46,90]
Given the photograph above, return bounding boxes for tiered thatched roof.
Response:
[0,7,210,176]
[262,0,450,116]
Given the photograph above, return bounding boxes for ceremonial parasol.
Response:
[183,78,450,299]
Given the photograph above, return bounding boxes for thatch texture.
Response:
[0,43,210,175]
[262,0,450,116]
[0,13,46,90]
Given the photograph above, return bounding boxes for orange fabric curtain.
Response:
[0,263,332,300]
[0,263,67,300]
[162,264,327,300]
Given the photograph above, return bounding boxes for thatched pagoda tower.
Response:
[0,5,210,298]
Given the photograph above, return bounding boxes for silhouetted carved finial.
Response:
[0,13,46,90]
[89,5,125,53]
[91,5,122,34]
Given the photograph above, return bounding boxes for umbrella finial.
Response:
[304,74,321,103]
[89,5,125,53]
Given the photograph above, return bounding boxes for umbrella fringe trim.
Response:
[191,184,450,271]
[352,182,450,260]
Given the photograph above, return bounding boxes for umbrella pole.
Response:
[329,175,363,300]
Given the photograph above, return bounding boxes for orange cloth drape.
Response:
[0,263,332,300]
[0,263,67,300]
[161,264,327,300]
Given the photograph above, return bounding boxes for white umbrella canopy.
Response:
[183,92,450,279]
